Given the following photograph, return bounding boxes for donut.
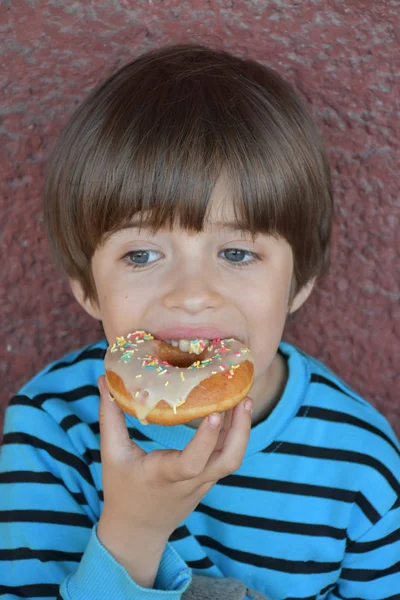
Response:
[104,330,255,425]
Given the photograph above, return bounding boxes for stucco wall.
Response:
[1,0,399,437]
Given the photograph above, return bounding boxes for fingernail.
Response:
[244,398,253,414]
[208,413,221,427]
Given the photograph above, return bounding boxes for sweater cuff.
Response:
[60,525,192,599]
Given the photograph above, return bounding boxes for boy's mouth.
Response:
[163,338,213,355]
[153,326,239,355]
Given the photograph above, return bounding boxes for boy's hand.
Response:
[96,375,252,588]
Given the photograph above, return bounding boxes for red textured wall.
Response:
[1,1,399,438]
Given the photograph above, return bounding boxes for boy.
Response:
[0,44,399,600]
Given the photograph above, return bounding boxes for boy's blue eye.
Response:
[127,250,156,264]
[123,249,260,269]
[223,249,261,267]
[223,249,249,263]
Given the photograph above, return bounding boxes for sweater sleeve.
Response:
[0,397,192,599]
[327,497,400,599]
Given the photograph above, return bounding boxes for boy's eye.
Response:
[122,249,260,269]
[222,249,254,264]
[124,250,160,266]
[221,249,262,268]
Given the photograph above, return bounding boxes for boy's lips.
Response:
[152,326,240,342]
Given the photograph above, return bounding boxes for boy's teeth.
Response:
[178,340,191,353]
[164,339,210,354]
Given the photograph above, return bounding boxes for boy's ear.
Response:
[69,278,102,321]
[288,277,316,314]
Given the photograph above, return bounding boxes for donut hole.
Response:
[158,342,208,368]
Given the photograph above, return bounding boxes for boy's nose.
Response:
[161,273,224,314]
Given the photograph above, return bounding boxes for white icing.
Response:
[104,331,253,422]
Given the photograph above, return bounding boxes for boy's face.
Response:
[72,178,313,425]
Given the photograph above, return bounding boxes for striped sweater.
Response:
[0,340,399,600]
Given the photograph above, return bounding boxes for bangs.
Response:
[43,44,332,297]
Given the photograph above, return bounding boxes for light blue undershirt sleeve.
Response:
[60,525,192,599]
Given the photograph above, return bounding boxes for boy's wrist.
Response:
[97,514,168,588]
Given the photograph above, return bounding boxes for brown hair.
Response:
[43,43,333,301]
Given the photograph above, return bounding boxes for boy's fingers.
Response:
[214,409,233,452]
[166,412,223,482]
[98,376,141,462]
[207,398,252,479]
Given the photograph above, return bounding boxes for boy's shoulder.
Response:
[5,340,107,438]
[2,341,108,514]
[283,340,399,446]
[18,339,107,398]
[281,341,400,520]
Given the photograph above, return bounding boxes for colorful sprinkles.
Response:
[109,331,249,392]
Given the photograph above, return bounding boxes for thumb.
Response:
[98,375,141,461]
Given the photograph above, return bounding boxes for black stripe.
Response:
[219,474,380,525]
[0,584,59,597]
[348,526,400,553]
[334,590,400,600]
[128,427,153,443]
[83,448,101,464]
[186,556,215,570]
[89,421,100,435]
[285,595,317,600]
[0,509,92,528]
[169,525,191,542]
[9,400,149,445]
[355,492,381,524]
[219,474,354,501]
[320,582,337,596]
[49,346,105,372]
[0,547,82,562]
[196,534,341,574]
[0,470,103,504]
[0,470,62,486]
[265,442,400,498]
[89,420,152,443]
[341,559,400,582]
[60,414,83,432]
[297,405,400,457]
[2,432,95,486]
[10,386,100,409]
[0,470,85,505]
[196,503,345,540]
[9,406,153,442]
[310,374,358,400]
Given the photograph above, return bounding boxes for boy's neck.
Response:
[250,350,288,427]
